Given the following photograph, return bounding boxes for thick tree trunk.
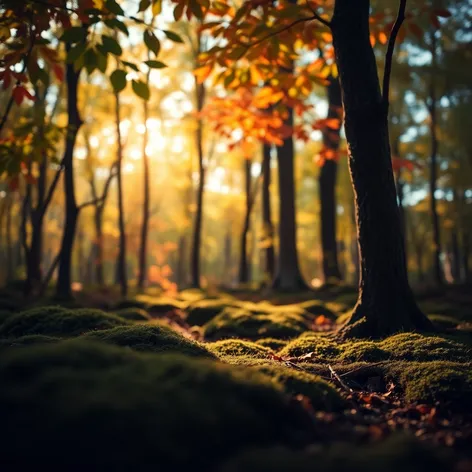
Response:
[137,100,150,290]
[190,78,206,288]
[332,0,433,338]
[93,205,105,285]
[115,92,127,297]
[319,76,342,283]
[272,109,307,291]
[56,62,82,299]
[261,143,275,283]
[429,31,443,286]
[238,158,252,284]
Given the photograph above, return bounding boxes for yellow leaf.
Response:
[93,0,104,8]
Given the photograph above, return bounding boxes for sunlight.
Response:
[90,136,99,148]
[130,148,141,160]
[123,162,135,174]
[171,137,184,153]
[75,147,86,160]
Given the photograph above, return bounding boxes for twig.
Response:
[328,364,354,393]
[382,0,407,107]
[339,361,386,378]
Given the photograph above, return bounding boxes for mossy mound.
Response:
[389,361,472,410]
[428,314,459,329]
[209,339,272,359]
[203,308,310,341]
[114,307,151,322]
[4,334,60,347]
[0,340,315,469]
[0,296,23,312]
[297,300,337,319]
[0,306,129,339]
[0,309,15,325]
[252,365,345,412]
[112,298,148,310]
[146,297,186,315]
[219,435,449,472]
[280,332,471,363]
[186,299,234,326]
[83,324,215,358]
[256,338,289,351]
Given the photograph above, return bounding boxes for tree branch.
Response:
[38,157,65,220]
[382,0,407,107]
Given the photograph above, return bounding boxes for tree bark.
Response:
[272,108,308,291]
[429,31,443,286]
[332,0,433,338]
[56,61,82,299]
[224,229,232,285]
[261,143,275,283]
[115,92,128,297]
[137,99,150,290]
[238,158,252,284]
[190,72,206,288]
[6,195,13,281]
[319,76,343,283]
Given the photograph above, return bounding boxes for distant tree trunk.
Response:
[463,231,470,282]
[393,137,408,265]
[451,190,461,282]
[137,96,150,290]
[6,195,13,281]
[93,205,105,285]
[176,234,187,288]
[224,229,232,285]
[114,92,127,297]
[56,61,82,299]
[238,158,252,284]
[428,31,443,286]
[261,143,275,283]
[190,74,206,288]
[272,108,307,291]
[319,76,343,283]
[332,0,433,337]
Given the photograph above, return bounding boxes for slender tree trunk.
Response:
[224,228,232,285]
[463,232,470,282]
[137,98,150,290]
[261,143,275,283]
[115,92,127,297]
[93,205,105,285]
[332,0,433,338]
[272,108,307,291]
[176,234,187,288]
[319,76,342,283]
[238,158,252,284]
[6,195,13,281]
[429,31,443,286]
[190,77,206,288]
[56,61,82,299]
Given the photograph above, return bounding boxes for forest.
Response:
[0,0,471,470]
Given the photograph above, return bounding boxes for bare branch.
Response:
[38,157,65,220]
[382,0,407,107]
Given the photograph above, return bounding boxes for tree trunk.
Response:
[115,92,127,297]
[6,195,13,281]
[429,31,443,286]
[176,234,187,288]
[56,61,82,299]
[93,205,105,285]
[238,158,252,284]
[463,231,470,282]
[319,76,342,283]
[261,143,275,283]
[137,99,150,290]
[272,108,307,291]
[190,76,206,288]
[331,0,433,338]
[224,229,232,285]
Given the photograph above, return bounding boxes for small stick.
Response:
[328,364,353,393]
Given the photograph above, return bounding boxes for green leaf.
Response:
[189,1,203,19]
[104,18,129,36]
[132,80,150,100]
[105,0,124,16]
[101,35,123,56]
[143,30,160,56]
[145,60,166,69]
[66,42,87,63]
[110,69,127,93]
[60,26,86,44]
[97,51,108,72]
[84,48,98,75]
[122,60,139,71]
[163,30,184,43]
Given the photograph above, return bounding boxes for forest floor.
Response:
[0,283,471,470]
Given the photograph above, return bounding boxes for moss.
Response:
[186,299,233,326]
[0,306,129,339]
[0,297,22,311]
[279,333,340,360]
[177,288,207,303]
[113,298,148,310]
[389,361,472,410]
[83,324,215,358]
[297,301,337,319]
[428,314,459,329]
[0,340,315,469]
[203,308,310,341]
[0,309,15,325]
[209,339,272,359]
[145,297,186,315]
[114,307,151,322]
[7,334,60,346]
[338,341,389,363]
[256,338,288,351]
[219,435,450,472]
[252,364,345,412]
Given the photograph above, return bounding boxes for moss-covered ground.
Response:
[0,285,471,470]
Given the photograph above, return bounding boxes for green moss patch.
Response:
[115,307,151,322]
[0,306,129,339]
[256,338,289,351]
[0,340,315,469]
[203,308,310,341]
[146,297,186,315]
[209,339,272,359]
[186,299,237,326]
[83,324,215,358]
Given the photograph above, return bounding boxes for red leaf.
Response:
[434,9,451,18]
[12,86,25,105]
[53,64,64,82]
[8,176,19,191]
